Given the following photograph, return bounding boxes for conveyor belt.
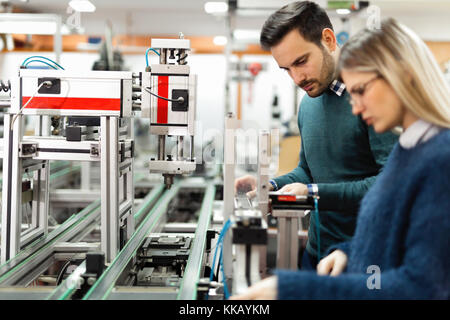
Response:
[82,183,181,300]
[177,181,215,299]
[83,180,215,300]
[0,200,100,286]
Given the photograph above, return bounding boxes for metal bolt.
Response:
[87,277,96,286]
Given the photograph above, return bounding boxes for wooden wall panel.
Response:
[425,41,450,69]
[3,35,449,69]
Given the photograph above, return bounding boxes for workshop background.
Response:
[0,0,449,302]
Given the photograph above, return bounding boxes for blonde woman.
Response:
[232,18,450,300]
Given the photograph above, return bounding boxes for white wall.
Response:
[238,55,302,127]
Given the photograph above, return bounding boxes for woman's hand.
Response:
[316,250,348,276]
[229,276,278,300]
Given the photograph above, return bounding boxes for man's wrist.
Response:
[307,183,319,197]
[269,179,278,191]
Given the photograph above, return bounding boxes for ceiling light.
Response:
[213,36,227,46]
[69,0,96,13]
[204,2,228,14]
[336,9,351,15]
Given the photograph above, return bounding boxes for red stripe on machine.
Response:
[157,76,169,123]
[278,195,296,202]
[22,97,121,111]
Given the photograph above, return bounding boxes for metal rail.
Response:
[82,183,181,300]
[177,181,215,300]
[0,200,100,286]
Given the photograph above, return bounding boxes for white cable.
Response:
[11,81,51,128]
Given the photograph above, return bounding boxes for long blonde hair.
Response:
[338,18,450,128]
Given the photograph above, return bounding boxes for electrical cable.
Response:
[144,87,184,103]
[209,219,233,299]
[209,219,231,281]
[22,56,65,70]
[219,244,230,299]
[24,60,58,70]
[145,47,160,67]
[56,260,72,285]
[0,80,11,92]
[11,80,51,127]
[314,197,321,262]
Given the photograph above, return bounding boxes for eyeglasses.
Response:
[348,75,382,106]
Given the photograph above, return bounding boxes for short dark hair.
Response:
[260,1,333,50]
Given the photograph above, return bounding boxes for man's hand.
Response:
[230,276,277,300]
[316,250,348,276]
[235,175,273,199]
[235,175,257,195]
[278,183,308,196]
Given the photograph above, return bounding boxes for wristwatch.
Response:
[307,183,319,197]
[269,179,278,191]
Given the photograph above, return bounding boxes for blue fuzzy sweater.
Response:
[276,129,450,299]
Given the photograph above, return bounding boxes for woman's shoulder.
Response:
[422,129,450,161]
[413,129,450,182]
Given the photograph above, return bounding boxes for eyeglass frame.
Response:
[347,74,383,107]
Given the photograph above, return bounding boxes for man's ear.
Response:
[321,28,337,52]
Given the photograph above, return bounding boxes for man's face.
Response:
[271,28,335,97]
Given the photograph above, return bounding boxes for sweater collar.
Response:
[329,79,346,96]
[399,119,442,149]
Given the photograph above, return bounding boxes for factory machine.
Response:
[0,34,211,299]
[0,34,310,300]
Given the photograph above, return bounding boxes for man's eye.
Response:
[295,60,306,66]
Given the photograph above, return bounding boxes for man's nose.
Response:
[291,70,306,86]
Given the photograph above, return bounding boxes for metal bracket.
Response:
[90,144,100,158]
[120,142,125,162]
[119,140,134,162]
[19,143,37,157]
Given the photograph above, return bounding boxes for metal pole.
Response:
[81,162,91,190]
[177,136,184,161]
[101,116,120,263]
[1,114,23,263]
[158,135,165,160]
[257,130,270,219]
[257,130,270,277]
[190,136,194,161]
[223,112,237,286]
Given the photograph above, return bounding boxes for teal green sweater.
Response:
[273,89,398,259]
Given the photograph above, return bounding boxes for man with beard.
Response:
[235,1,397,269]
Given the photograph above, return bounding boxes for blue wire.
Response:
[219,221,232,299]
[219,245,230,299]
[314,197,321,261]
[209,219,233,299]
[22,56,64,70]
[210,219,230,281]
[24,60,58,70]
[210,220,226,280]
[210,236,222,281]
[22,56,64,69]
[145,48,160,67]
